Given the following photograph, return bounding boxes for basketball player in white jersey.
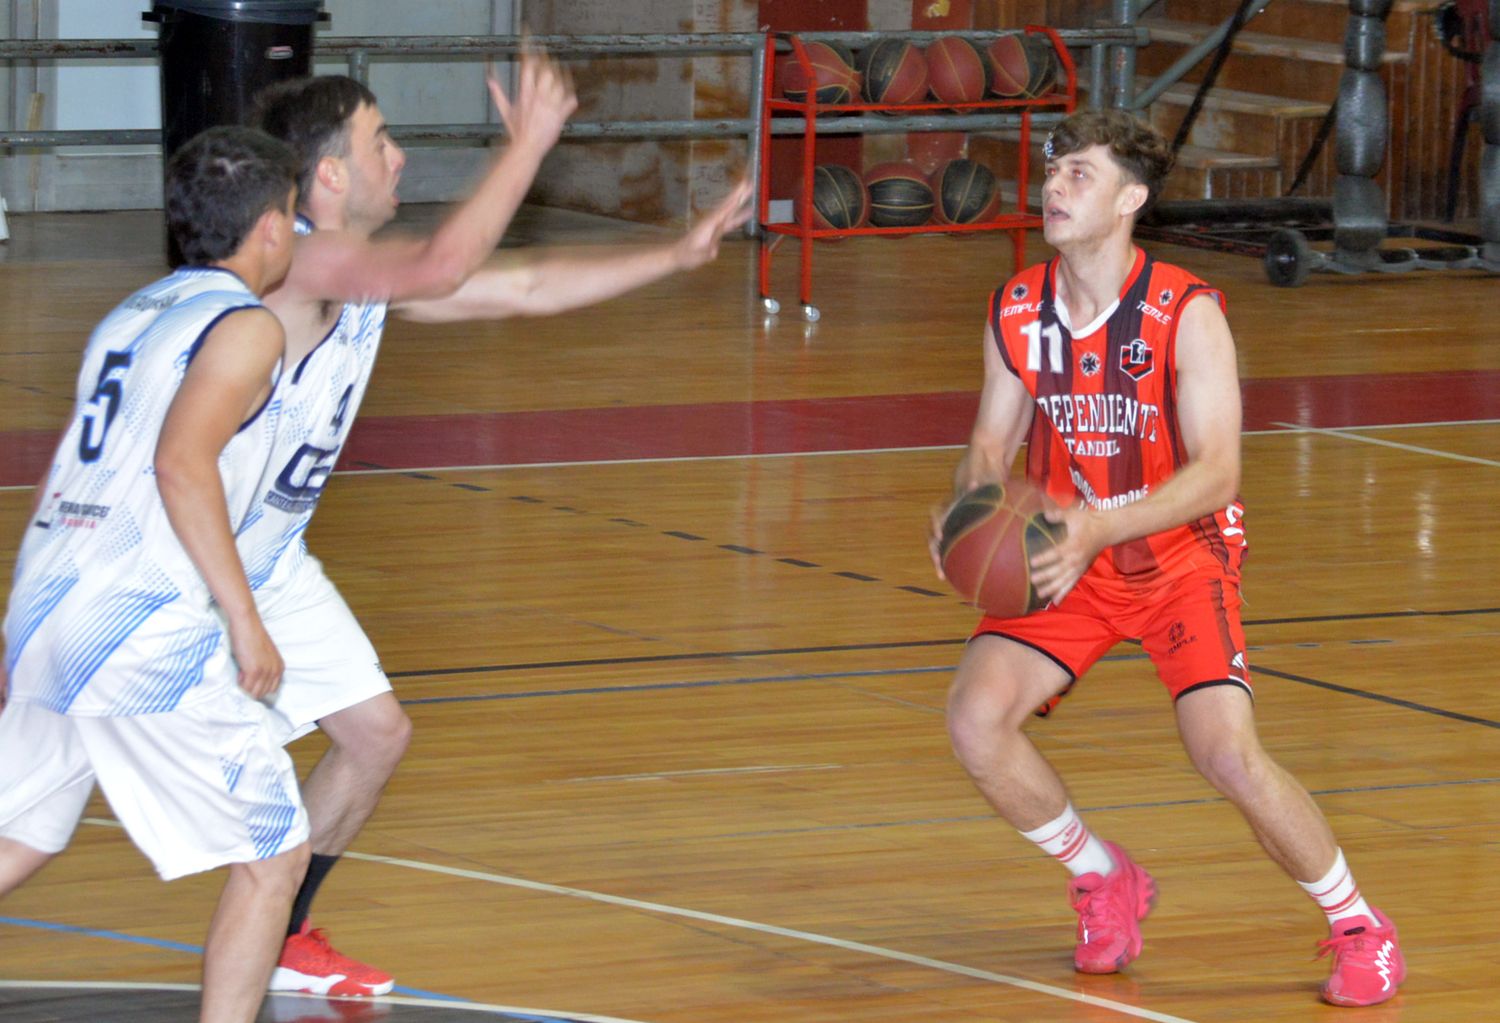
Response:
[246,57,751,995]
[0,127,306,1023]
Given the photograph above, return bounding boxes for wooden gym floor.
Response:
[0,205,1497,1023]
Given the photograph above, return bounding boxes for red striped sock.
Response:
[1300,849,1375,930]
[1020,803,1115,878]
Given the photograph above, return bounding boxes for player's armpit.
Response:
[283,229,463,308]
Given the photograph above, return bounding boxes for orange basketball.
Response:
[779,41,860,105]
[986,35,1031,98]
[938,480,1065,617]
[926,36,987,106]
[859,38,929,105]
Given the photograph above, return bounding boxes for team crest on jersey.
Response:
[1120,338,1154,381]
[1079,352,1101,377]
[1010,283,1029,301]
[1158,288,1174,306]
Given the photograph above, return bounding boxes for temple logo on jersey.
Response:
[1135,299,1172,326]
[1079,352,1101,377]
[1120,338,1154,381]
[1010,283,1028,301]
[1158,288,1174,306]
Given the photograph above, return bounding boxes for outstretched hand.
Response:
[488,45,578,156]
[674,179,755,270]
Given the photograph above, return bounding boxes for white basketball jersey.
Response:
[237,216,388,598]
[3,268,280,716]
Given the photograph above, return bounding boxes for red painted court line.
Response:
[2,369,1498,486]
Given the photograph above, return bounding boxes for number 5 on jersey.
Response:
[79,351,132,463]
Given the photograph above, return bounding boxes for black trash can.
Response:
[146,0,327,163]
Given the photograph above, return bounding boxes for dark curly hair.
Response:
[165,126,298,267]
[1044,109,1175,218]
[252,75,378,202]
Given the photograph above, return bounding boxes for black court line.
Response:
[1243,607,1500,627]
[1254,665,1500,729]
[387,638,966,679]
[715,775,1500,839]
[388,603,1500,681]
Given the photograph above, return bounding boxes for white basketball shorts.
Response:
[0,682,310,881]
[260,555,392,746]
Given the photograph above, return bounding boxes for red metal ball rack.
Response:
[757,27,1077,321]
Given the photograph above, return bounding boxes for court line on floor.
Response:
[0,916,457,1003]
[332,851,1203,1023]
[3,416,1498,493]
[388,604,1500,683]
[1270,421,1500,468]
[0,979,649,1022]
[23,827,1203,1023]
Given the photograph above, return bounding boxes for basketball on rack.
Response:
[1022,35,1061,97]
[779,41,860,105]
[858,38,929,105]
[797,164,869,230]
[865,161,934,227]
[925,36,988,106]
[937,480,1065,618]
[931,159,1000,224]
[986,35,1029,97]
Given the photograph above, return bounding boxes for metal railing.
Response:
[0,28,1145,219]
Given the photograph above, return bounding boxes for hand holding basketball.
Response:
[934,480,1067,617]
[1027,502,1108,604]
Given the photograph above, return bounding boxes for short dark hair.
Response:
[252,75,378,200]
[165,126,298,266]
[1045,109,1175,218]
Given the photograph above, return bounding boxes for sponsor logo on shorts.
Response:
[1167,620,1197,655]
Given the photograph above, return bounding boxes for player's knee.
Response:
[237,842,311,900]
[1188,741,1267,801]
[946,679,1030,765]
[326,696,411,768]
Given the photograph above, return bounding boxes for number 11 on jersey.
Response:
[1022,320,1065,374]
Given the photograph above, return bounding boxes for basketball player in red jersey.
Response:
[934,110,1403,1006]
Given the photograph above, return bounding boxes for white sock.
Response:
[1021,803,1115,878]
[1299,848,1375,931]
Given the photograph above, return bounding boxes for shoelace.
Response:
[1072,879,1124,935]
[1315,923,1387,962]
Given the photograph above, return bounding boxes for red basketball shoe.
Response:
[270,922,395,997]
[1067,841,1157,973]
[1317,908,1405,1006]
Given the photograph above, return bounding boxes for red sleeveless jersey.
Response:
[989,247,1246,592]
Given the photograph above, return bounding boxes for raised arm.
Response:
[392,179,753,323]
[154,307,285,699]
[1029,294,1241,601]
[286,51,578,307]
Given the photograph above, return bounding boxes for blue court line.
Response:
[0,916,464,1004]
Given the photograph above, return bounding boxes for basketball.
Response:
[925,36,988,106]
[938,480,1065,617]
[796,164,868,230]
[779,41,860,105]
[932,158,1000,224]
[858,38,929,105]
[986,35,1031,98]
[1022,35,1061,97]
[864,161,934,227]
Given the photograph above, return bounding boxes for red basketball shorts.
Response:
[971,570,1251,710]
